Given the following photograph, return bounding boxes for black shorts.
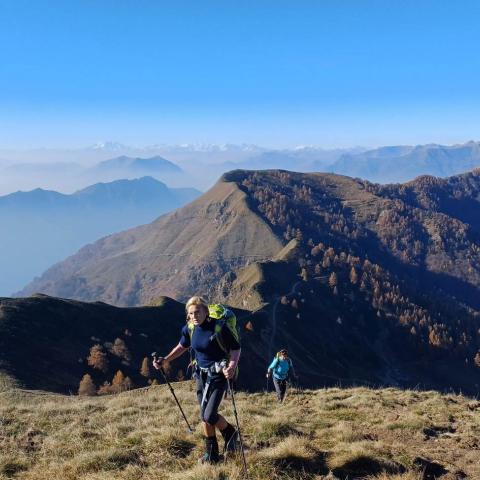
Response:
[196,370,227,425]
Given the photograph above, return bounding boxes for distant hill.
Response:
[330,141,480,182]
[0,177,201,295]
[15,168,480,395]
[90,155,183,176]
[0,154,188,196]
[214,147,360,173]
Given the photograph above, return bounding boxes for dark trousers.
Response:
[196,370,227,425]
[273,377,287,402]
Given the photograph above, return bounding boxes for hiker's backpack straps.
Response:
[209,304,240,380]
[187,320,195,338]
[186,304,239,353]
[208,304,239,353]
[186,320,197,375]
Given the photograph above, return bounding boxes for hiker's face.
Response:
[187,305,208,325]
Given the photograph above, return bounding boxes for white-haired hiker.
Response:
[153,296,241,464]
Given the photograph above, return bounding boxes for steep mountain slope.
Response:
[19,179,283,305]
[0,294,187,393]
[20,168,480,310]
[212,169,480,393]
[0,177,200,296]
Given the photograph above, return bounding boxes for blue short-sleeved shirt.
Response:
[268,357,292,380]
[179,318,240,368]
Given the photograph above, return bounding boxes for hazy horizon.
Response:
[2,1,480,148]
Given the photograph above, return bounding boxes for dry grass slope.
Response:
[1,383,479,480]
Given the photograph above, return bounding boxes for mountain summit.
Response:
[19,175,283,305]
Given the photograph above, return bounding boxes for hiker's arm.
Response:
[223,348,240,379]
[268,358,278,370]
[165,343,188,362]
[266,358,277,377]
[153,344,187,369]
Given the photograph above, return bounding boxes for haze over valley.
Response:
[0,177,200,296]
[2,140,480,195]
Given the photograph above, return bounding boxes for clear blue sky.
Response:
[1,0,480,148]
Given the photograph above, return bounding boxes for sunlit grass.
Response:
[0,384,479,479]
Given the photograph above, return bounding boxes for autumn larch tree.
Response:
[111,338,132,365]
[87,344,109,373]
[78,374,97,396]
[111,370,126,393]
[349,267,358,285]
[140,357,152,379]
[329,272,338,288]
[123,376,134,390]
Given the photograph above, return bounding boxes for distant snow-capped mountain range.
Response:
[1,141,480,195]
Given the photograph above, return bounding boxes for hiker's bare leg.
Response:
[215,415,228,431]
[203,421,216,436]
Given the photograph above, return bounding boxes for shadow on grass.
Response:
[413,457,449,480]
[256,422,305,447]
[104,449,147,469]
[332,455,405,478]
[1,461,28,478]
[164,438,196,458]
[270,450,329,475]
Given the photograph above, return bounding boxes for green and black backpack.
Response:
[187,304,240,374]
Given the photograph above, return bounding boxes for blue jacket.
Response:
[268,357,293,380]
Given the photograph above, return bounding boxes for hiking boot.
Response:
[199,436,220,464]
[221,423,239,454]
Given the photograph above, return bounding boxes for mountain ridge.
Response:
[4,168,480,398]
[19,168,480,309]
[0,177,201,296]
[18,178,283,304]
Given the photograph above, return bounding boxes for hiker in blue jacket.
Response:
[266,349,297,402]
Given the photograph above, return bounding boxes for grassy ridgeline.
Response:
[1,383,479,480]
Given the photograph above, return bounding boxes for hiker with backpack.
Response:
[153,296,241,464]
[266,349,297,403]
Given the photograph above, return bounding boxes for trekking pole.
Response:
[151,352,194,434]
[226,378,249,479]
